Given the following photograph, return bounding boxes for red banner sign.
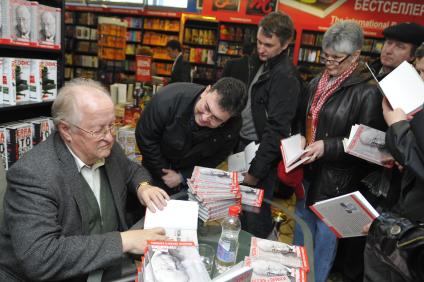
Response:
[136,55,152,82]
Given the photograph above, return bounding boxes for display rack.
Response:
[180,14,219,85]
[0,0,65,124]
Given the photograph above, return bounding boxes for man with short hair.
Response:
[370,22,424,78]
[237,11,303,238]
[0,78,169,281]
[166,39,191,83]
[135,77,247,194]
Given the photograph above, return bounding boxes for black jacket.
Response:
[247,51,303,181]
[304,63,386,205]
[222,56,254,87]
[135,83,241,185]
[386,109,424,223]
[170,55,191,84]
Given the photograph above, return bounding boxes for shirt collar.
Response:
[65,144,105,172]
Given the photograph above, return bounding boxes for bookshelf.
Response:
[0,0,65,123]
[180,14,219,85]
[297,30,384,81]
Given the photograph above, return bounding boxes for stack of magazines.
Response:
[188,166,242,222]
[243,237,309,282]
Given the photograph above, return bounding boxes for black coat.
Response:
[135,83,241,185]
[247,51,303,181]
[304,63,386,205]
[386,109,424,223]
[169,55,191,84]
[222,56,254,86]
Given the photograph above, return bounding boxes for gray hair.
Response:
[51,78,110,126]
[322,21,364,54]
[416,43,424,59]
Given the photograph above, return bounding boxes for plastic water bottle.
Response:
[215,205,241,274]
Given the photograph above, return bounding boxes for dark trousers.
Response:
[237,138,276,238]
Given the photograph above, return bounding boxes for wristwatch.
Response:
[137,181,151,191]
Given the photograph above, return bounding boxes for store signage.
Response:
[212,0,240,11]
[246,0,277,15]
[135,55,152,82]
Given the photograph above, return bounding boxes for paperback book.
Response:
[30,59,58,102]
[280,134,310,173]
[5,122,32,169]
[249,237,309,272]
[244,256,307,282]
[228,141,259,173]
[343,124,394,167]
[310,191,379,238]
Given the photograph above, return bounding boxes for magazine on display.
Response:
[144,200,199,245]
[227,141,259,173]
[142,241,211,282]
[249,237,309,272]
[343,124,394,167]
[280,134,310,173]
[366,61,424,115]
[244,256,307,282]
[310,191,379,238]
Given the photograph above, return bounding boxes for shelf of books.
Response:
[0,0,64,124]
[217,22,257,63]
[180,14,219,85]
[297,30,384,81]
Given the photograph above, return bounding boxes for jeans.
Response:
[293,182,338,282]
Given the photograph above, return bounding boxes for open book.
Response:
[367,61,424,115]
[228,141,259,172]
[343,124,394,167]
[310,191,379,238]
[144,200,199,245]
[280,134,310,173]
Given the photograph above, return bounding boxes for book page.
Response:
[144,200,199,243]
[379,61,424,114]
[280,134,310,172]
[244,141,259,168]
[310,191,379,238]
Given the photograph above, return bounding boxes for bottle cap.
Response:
[229,205,241,216]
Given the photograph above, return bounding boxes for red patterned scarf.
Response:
[309,62,358,143]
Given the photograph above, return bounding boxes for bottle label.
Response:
[216,242,236,263]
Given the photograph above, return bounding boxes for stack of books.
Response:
[188,166,242,222]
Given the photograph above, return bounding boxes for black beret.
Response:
[383,22,424,46]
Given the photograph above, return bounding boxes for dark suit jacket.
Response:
[221,55,252,86]
[0,131,152,281]
[169,55,191,84]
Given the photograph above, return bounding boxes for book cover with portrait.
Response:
[142,241,211,282]
[249,237,309,272]
[9,0,32,45]
[38,4,61,49]
[244,256,306,282]
[29,59,57,102]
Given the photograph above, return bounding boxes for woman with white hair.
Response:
[293,21,386,282]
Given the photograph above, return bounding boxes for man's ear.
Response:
[352,50,361,61]
[58,122,73,143]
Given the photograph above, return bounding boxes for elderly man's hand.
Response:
[137,184,169,212]
[121,228,167,254]
[161,168,182,188]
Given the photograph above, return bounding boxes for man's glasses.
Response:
[319,53,350,66]
[66,121,117,140]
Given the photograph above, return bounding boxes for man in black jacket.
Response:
[166,40,191,84]
[135,78,247,194]
[237,11,303,238]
